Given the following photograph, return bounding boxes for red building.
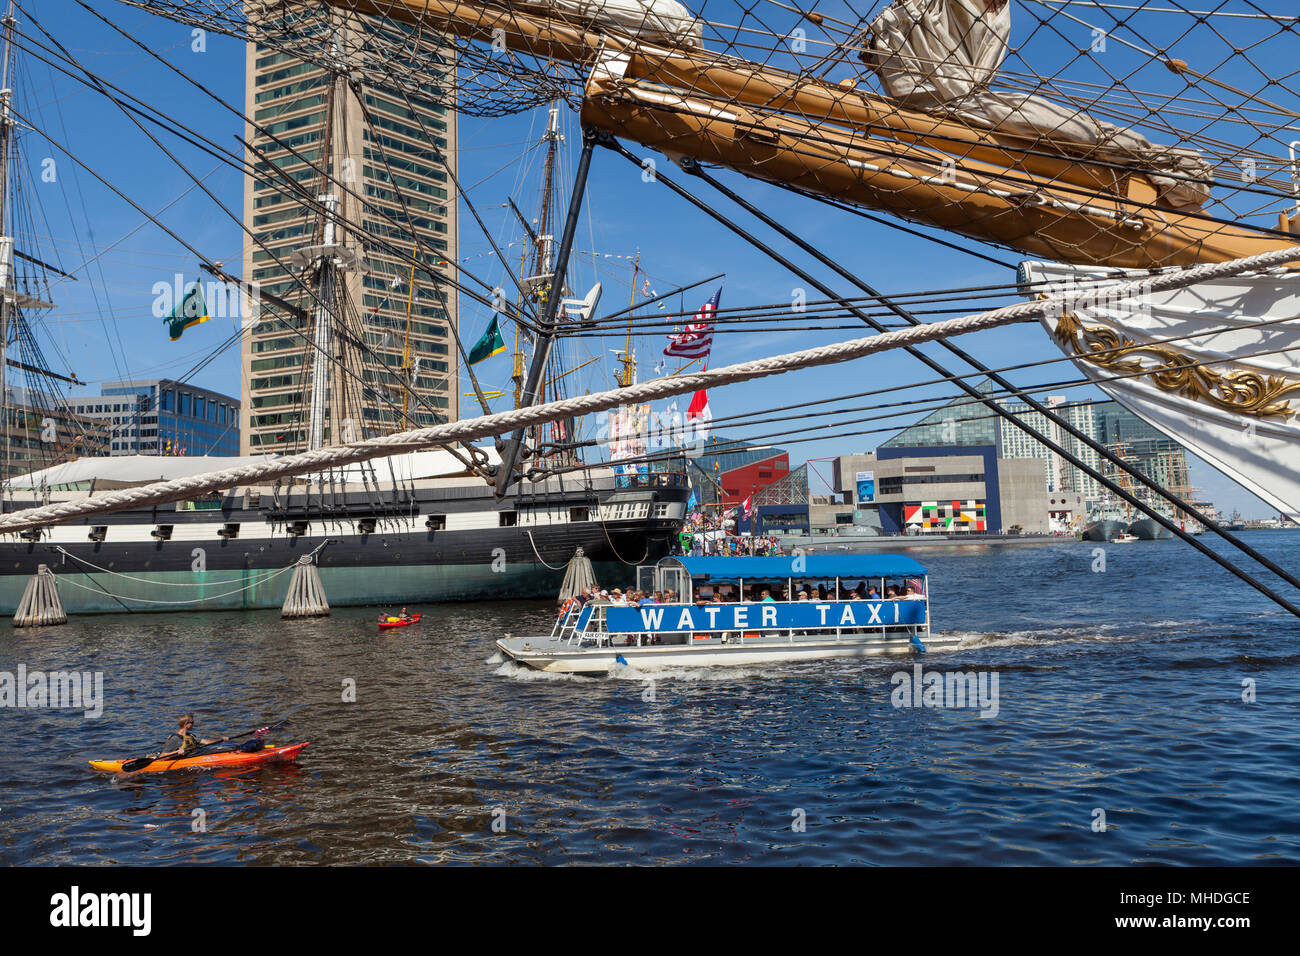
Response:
[719,452,789,508]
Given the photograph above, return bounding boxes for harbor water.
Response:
[2,531,1299,865]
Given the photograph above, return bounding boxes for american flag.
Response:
[664,289,720,359]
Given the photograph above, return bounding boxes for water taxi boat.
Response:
[497,555,960,674]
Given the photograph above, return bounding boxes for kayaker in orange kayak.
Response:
[157,714,231,759]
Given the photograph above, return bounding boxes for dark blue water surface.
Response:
[2,531,1298,865]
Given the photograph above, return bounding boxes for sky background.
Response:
[12,0,1298,517]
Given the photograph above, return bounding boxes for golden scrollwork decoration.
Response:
[1051,311,1300,419]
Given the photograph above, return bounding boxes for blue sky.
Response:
[13,0,1296,516]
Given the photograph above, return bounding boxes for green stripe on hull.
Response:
[0,561,633,616]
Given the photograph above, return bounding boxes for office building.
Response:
[62,379,241,457]
[241,7,459,454]
[1,387,108,480]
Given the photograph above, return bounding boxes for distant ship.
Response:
[1127,517,1173,541]
[1081,519,1127,543]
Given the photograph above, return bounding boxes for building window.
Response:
[180,393,191,416]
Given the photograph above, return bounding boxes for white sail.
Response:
[1019,260,1300,521]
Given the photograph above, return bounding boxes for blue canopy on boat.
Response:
[658,554,928,580]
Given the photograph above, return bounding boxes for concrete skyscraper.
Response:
[240,8,458,454]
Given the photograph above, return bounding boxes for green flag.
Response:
[165,282,210,341]
[468,315,506,365]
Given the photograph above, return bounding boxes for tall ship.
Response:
[4,0,1299,613]
[130,0,1296,530]
[0,16,688,615]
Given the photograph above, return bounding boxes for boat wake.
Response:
[492,660,586,682]
[941,618,1206,650]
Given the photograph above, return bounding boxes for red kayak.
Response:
[90,742,310,773]
[378,613,421,629]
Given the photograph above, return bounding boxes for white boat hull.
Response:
[496,631,963,674]
[1019,261,1300,521]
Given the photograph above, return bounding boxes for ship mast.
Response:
[290,65,362,451]
[0,0,18,491]
[494,114,597,496]
[615,250,638,389]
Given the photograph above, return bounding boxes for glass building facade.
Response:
[64,379,241,457]
[879,379,1000,449]
[1092,400,1192,499]
[241,9,459,454]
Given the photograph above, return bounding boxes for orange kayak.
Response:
[89,742,310,773]
[378,613,421,629]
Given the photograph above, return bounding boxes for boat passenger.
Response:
[797,591,810,601]
[158,714,230,760]
[847,589,860,600]
[760,588,775,603]
[867,585,881,599]
[885,585,900,598]
[903,585,925,601]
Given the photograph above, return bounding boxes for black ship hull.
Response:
[0,472,688,614]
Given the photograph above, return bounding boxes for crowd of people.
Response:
[678,530,782,557]
[567,587,680,609]
[686,580,926,603]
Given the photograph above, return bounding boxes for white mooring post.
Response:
[281,555,330,618]
[558,547,597,602]
[13,564,67,627]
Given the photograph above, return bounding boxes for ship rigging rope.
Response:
[1,237,1298,535]
[522,529,569,571]
[597,514,651,566]
[51,541,330,588]
[53,564,299,606]
[7,12,490,445]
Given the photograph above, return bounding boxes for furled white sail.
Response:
[859,0,1212,208]
[523,0,704,46]
[1019,260,1300,521]
[862,0,1012,106]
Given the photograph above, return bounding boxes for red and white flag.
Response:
[686,369,712,441]
[664,288,720,360]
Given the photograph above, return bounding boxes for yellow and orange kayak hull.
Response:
[89,742,310,773]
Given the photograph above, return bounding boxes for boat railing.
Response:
[569,599,930,647]
[552,602,596,641]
